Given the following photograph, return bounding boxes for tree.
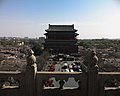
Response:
[32,43,43,56]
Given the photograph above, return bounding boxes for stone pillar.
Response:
[25,49,37,96]
[88,50,99,96]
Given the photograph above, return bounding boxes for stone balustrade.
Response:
[0,71,25,96]
[0,50,120,96]
[36,72,87,96]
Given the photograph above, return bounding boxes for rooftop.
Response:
[45,24,77,32]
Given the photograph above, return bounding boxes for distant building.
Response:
[39,37,45,43]
[44,24,79,54]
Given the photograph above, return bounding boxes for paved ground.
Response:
[55,63,61,72]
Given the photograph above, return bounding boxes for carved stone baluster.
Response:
[88,50,99,96]
[88,50,98,71]
[26,49,37,68]
[26,49,37,96]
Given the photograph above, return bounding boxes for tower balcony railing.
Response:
[45,38,77,41]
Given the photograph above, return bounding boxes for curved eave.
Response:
[45,29,78,32]
[75,33,79,36]
[44,33,47,35]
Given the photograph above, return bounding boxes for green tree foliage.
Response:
[78,39,120,50]
[27,39,43,56]
[37,51,49,71]
[32,43,42,56]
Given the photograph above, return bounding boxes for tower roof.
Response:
[45,24,77,32]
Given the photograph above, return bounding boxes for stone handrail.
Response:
[36,72,87,96]
[37,72,83,83]
[0,50,120,96]
[0,71,23,87]
[0,71,120,96]
[0,71,25,96]
[98,72,120,96]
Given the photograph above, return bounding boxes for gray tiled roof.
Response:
[45,24,77,32]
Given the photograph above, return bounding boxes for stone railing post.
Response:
[25,49,37,96]
[88,50,99,96]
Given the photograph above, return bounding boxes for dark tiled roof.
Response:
[45,24,77,32]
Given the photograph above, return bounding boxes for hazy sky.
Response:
[0,0,120,39]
